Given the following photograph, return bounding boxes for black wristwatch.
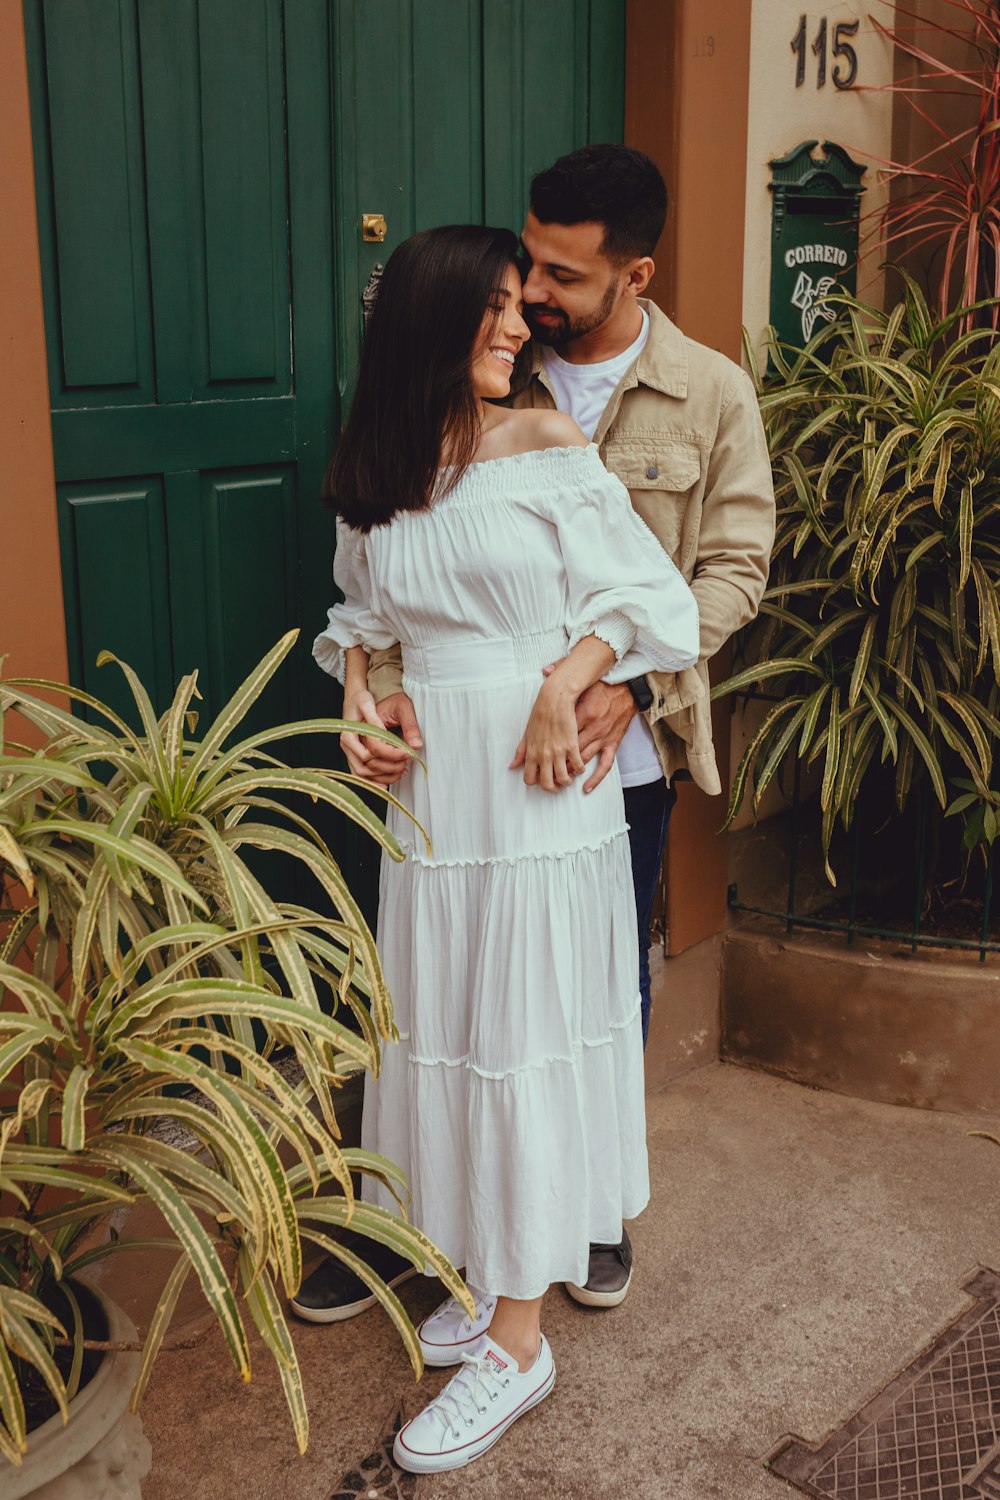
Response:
[626,675,654,712]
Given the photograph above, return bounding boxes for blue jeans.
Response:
[624,779,677,1049]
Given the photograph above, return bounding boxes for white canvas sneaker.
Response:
[394,1334,555,1474]
[417,1287,497,1367]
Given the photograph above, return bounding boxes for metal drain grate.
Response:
[966,1448,1000,1498]
[769,1268,1000,1499]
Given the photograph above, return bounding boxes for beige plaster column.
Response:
[741,1,895,358]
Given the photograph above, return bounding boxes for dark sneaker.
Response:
[289,1238,419,1323]
[565,1227,633,1308]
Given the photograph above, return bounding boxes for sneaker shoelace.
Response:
[429,1349,510,1439]
[461,1293,494,1332]
[436,1291,494,1334]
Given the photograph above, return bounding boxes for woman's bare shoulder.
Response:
[523,408,589,450]
[480,407,588,459]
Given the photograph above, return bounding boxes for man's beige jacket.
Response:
[366,298,775,796]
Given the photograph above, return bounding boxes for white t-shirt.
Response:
[542,311,664,788]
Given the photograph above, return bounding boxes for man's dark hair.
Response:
[529,144,668,261]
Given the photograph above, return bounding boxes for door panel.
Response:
[37,0,154,405]
[135,0,200,406]
[139,0,292,403]
[51,401,296,482]
[480,0,623,230]
[522,1,592,177]
[411,1,484,228]
[203,468,298,733]
[198,1,289,388]
[57,477,172,720]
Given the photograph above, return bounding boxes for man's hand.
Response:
[543,663,637,793]
[353,691,423,787]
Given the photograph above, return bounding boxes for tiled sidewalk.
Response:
[131,1064,1000,1500]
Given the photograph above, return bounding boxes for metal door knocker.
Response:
[362,263,384,324]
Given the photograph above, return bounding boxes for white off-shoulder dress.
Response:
[314,444,699,1299]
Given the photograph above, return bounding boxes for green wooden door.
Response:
[25,0,623,889]
[25,0,332,734]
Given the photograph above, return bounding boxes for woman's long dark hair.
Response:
[324,224,520,531]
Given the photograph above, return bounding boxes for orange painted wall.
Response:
[626,0,752,954]
[0,6,67,689]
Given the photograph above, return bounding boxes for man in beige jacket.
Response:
[291,145,774,1327]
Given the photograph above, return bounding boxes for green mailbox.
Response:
[768,140,865,352]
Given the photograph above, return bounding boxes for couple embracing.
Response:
[307,145,774,1475]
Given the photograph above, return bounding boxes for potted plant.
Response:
[713,284,1000,1110]
[0,631,471,1494]
[721,0,1000,880]
[718,279,1000,881]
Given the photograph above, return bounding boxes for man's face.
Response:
[519,212,623,349]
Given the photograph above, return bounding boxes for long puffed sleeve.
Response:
[552,448,700,684]
[312,520,398,684]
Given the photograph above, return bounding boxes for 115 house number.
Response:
[791,14,859,89]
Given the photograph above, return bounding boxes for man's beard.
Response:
[524,276,620,350]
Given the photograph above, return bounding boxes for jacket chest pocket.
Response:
[603,439,701,567]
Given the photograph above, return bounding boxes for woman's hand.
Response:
[509,678,586,792]
[340,646,407,787]
[542,662,637,794]
[340,687,392,781]
[510,633,618,793]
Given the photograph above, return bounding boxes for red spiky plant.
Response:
[863,0,1000,326]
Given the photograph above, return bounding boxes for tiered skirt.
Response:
[361,629,650,1299]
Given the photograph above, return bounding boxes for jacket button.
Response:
[646,465,659,480]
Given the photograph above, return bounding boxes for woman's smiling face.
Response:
[470,263,530,400]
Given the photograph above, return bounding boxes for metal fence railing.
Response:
[727,760,998,963]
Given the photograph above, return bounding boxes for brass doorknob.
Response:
[362,213,388,243]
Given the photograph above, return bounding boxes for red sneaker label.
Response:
[483,1348,508,1376]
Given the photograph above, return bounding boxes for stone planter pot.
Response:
[7,1281,152,1500]
[721,922,1000,1113]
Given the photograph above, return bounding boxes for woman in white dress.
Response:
[313,225,698,1474]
